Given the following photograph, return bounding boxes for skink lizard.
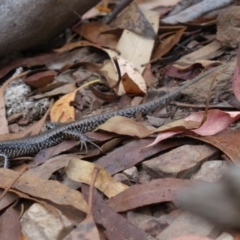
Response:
[0,65,224,168]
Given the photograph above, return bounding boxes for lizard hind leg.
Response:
[62,130,102,154]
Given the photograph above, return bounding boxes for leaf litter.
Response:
[0,0,240,239]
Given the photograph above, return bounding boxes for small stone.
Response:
[113,173,131,186]
[216,232,233,240]
[20,203,73,240]
[138,169,151,184]
[123,166,138,182]
[139,218,169,237]
[8,123,19,133]
[157,210,182,225]
[142,145,219,179]
[156,211,215,240]
[216,6,240,48]
[127,208,152,227]
[192,160,227,182]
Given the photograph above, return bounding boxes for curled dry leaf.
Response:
[50,79,100,122]
[102,50,147,95]
[147,110,240,148]
[55,40,148,96]
[65,157,129,198]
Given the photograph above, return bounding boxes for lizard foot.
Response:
[63,130,102,154]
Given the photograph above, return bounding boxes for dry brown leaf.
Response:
[54,40,103,53]
[101,51,147,95]
[73,21,120,47]
[65,157,129,198]
[27,154,78,179]
[107,178,193,212]
[152,26,186,60]
[175,40,222,65]
[23,70,57,88]
[0,206,21,240]
[32,141,79,167]
[95,138,183,175]
[121,72,145,96]
[82,185,150,240]
[0,190,18,211]
[0,53,58,79]
[185,129,240,166]
[50,79,100,122]
[64,168,100,240]
[110,2,156,38]
[0,168,88,214]
[95,116,152,138]
[31,83,76,100]
[115,8,159,74]
[64,214,99,240]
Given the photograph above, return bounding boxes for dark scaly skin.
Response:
[0,65,224,162]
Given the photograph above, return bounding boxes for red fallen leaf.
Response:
[146,110,240,148]
[23,70,57,88]
[107,178,193,212]
[232,40,240,101]
[0,206,21,240]
[187,110,240,135]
